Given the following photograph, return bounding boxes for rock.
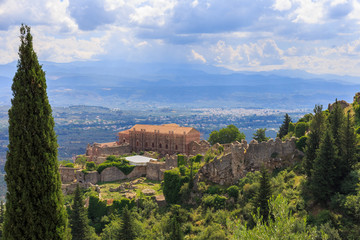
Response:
[125,192,137,199]
[142,188,156,196]
[154,194,166,207]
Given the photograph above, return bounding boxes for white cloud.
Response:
[273,0,292,11]
[191,49,206,63]
[291,0,325,24]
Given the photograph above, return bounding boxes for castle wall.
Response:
[194,137,303,186]
[100,166,146,182]
[146,161,166,181]
[85,143,131,164]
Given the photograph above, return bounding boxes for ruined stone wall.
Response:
[59,167,78,184]
[100,166,146,182]
[194,137,302,186]
[85,143,131,164]
[146,161,166,181]
[188,140,211,156]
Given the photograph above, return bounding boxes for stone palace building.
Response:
[118,123,200,155]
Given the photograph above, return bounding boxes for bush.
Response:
[97,162,135,175]
[64,162,74,168]
[110,198,136,214]
[86,161,97,171]
[296,136,308,152]
[88,193,108,233]
[163,168,183,204]
[202,194,227,210]
[227,185,239,201]
[206,185,222,195]
[75,155,87,167]
[295,122,307,138]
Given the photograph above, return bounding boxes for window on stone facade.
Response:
[123,139,126,143]
[137,141,139,146]
[175,145,178,150]
[159,143,162,148]
[166,144,168,149]
[152,143,154,148]
[145,142,148,147]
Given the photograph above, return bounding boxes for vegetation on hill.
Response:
[208,124,246,145]
[4,25,70,239]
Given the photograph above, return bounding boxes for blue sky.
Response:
[1,0,360,76]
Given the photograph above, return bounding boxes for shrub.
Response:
[75,155,87,167]
[202,194,227,210]
[206,185,222,195]
[64,162,74,168]
[193,154,203,163]
[97,162,135,175]
[163,168,183,204]
[295,122,307,138]
[85,161,97,171]
[227,185,239,201]
[88,193,108,233]
[179,165,186,176]
[110,198,136,214]
[177,154,186,166]
[296,135,308,152]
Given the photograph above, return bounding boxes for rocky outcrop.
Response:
[328,100,350,112]
[194,137,303,186]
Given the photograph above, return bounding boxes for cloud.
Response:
[191,49,206,63]
[68,0,118,31]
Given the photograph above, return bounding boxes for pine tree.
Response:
[168,205,184,240]
[340,111,357,178]
[3,25,69,239]
[254,166,272,222]
[70,185,93,240]
[310,129,338,205]
[328,100,344,155]
[304,105,325,178]
[119,205,136,240]
[278,113,291,139]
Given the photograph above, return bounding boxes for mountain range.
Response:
[0,60,359,109]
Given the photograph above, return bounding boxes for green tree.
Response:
[70,185,94,240]
[254,167,272,222]
[167,205,184,240]
[0,201,4,239]
[328,100,344,155]
[294,122,307,138]
[4,25,69,240]
[208,125,245,145]
[304,105,325,178]
[340,111,357,179]
[278,113,291,139]
[119,205,136,240]
[310,129,338,205]
[253,128,270,143]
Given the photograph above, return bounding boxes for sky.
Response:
[0,0,360,76]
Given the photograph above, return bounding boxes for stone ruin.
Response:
[60,137,302,193]
[85,142,131,164]
[194,137,303,186]
[328,100,350,112]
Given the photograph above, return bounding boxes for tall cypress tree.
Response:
[278,113,291,139]
[70,185,93,240]
[310,128,338,205]
[340,111,357,178]
[119,205,136,240]
[4,25,70,239]
[254,166,272,222]
[304,105,325,178]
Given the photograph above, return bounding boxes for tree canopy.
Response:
[208,125,245,145]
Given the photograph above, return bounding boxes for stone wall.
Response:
[146,161,166,181]
[59,167,78,183]
[85,142,131,164]
[100,166,147,182]
[194,137,303,186]
[188,140,211,156]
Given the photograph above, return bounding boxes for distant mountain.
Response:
[0,60,358,109]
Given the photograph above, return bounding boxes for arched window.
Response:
[166,144,168,149]
[159,143,162,148]
[123,139,126,143]
[175,145,178,150]
[145,142,148,147]
[152,143,154,148]
[136,141,139,146]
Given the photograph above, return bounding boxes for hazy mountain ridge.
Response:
[0,61,358,109]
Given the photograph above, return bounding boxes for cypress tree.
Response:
[340,111,357,178]
[278,113,291,139]
[254,166,272,222]
[167,205,184,240]
[310,129,338,205]
[119,205,136,240]
[70,185,93,240]
[4,25,70,239]
[304,105,325,178]
[328,100,344,155]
